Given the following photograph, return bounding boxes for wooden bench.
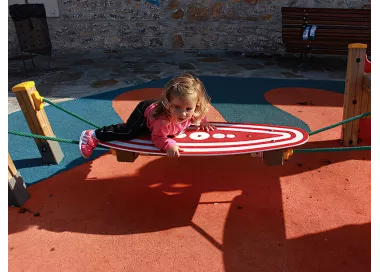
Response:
[281,7,371,56]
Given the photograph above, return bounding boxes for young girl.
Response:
[79,73,215,158]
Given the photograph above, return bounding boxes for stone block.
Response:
[172,34,184,48]
[169,0,180,10]
[172,8,184,19]
[211,2,223,18]
[187,4,209,21]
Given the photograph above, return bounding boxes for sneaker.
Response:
[79,130,99,158]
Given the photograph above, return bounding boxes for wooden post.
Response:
[262,149,293,166]
[250,151,263,158]
[263,150,284,166]
[111,149,139,162]
[12,81,64,164]
[8,153,30,207]
[359,73,371,142]
[362,73,371,117]
[360,73,372,119]
[342,43,367,146]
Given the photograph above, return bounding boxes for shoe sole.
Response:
[79,131,89,159]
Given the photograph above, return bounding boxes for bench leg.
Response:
[299,52,309,59]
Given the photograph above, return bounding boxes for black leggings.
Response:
[95,100,157,141]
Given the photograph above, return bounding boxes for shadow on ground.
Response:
[9,141,370,271]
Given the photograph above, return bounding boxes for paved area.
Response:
[8,49,348,113]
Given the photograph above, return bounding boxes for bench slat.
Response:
[282,14,370,22]
[282,26,372,34]
[283,24,370,29]
[283,39,371,46]
[282,12,370,19]
[282,32,370,39]
[282,7,370,15]
[283,40,371,46]
[283,19,370,26]
[286,48,354,55]
[281,7,370,56]
[282,33,370,39]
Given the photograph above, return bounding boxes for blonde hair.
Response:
[153,73,211,125]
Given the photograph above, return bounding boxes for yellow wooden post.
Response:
[342,43,367,146]
[12,81,64,164]
[8,153,30,207]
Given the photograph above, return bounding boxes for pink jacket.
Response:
[144,103,207,151]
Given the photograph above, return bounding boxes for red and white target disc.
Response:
[98,122,309,156]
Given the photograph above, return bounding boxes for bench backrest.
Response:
[282,7,371,55]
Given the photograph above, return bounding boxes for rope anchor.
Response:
[31,91,44,111]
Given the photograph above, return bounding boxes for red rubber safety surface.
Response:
[8,87,370,272]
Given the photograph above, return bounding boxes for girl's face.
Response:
[169,93,198,123]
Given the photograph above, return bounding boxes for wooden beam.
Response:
[342,43,367,146]
[111,149,139,162]
[8,153,30,207]
[263,150,284,166]
[12,81,64,164]
[362,73,371,119]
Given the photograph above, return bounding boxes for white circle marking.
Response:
[175,133,187,139]
[190,132,210,140]
[213,133,226,139]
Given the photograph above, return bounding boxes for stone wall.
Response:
[8,0,370,55]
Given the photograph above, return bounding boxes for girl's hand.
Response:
[166,145,183,158]
[198,122,216,132]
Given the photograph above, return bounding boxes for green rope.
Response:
[309,112,371,136]
[294,146,370,153]
[8,130,109,150]
[9,130,79,144]
[9,130,370,154]
[42,98,101,129]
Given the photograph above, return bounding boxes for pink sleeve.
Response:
[151,120,178,151]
